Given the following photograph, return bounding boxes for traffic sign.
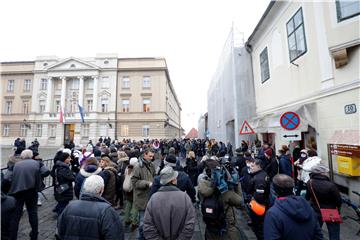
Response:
[239,120,255,135]
[280,130,302,141]
[280,112,300,130]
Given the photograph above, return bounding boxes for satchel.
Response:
[55,183,70,195]
[122,168,133,192]
[310,180,342,223]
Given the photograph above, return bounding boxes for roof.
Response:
[185,128,198,139]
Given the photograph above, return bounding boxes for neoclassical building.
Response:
[0,54,182,146]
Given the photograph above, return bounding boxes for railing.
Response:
[1,158,54,190]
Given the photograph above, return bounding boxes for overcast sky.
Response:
[0,0,270,133]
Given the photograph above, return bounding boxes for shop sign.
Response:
[330,144,360,157]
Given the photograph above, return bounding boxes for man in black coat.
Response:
[2,191,16,240]
[57,175,124,240]
[9,149,50,240]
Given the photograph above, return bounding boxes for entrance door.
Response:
[64,124,75,144]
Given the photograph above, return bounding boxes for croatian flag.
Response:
[78,104,85,123]
[60,105,65,124]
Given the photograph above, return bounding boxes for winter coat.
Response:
[306,173,342,213]
[184,158,199,187]
[249,169,270,206]
[143,185,196,240]
[131,157,155,210]
[1,192,16,239]
[263,156,278,181]
[239,166,252,198]
[9,158,50,195]
[279,153,292,177]
[264,196,323,240]
[100,166,117,206]
[57,193,124,240]
[74,165,102,199]
[300,157,321,183]
[149,169,196,203]
[53,161,75,202]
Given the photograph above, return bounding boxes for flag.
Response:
[78,104,85,123]
[60,105,65,124]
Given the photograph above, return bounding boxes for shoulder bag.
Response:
[309,180,342,223]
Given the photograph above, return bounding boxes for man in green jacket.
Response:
[131,148,156,240]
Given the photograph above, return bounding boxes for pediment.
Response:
[98,90,111,97]
[38,92,47,99]
[46,57,99,71]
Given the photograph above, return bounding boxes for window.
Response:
[100,123,107,137]
[36,124,42,137]
[23,101,29,114]
[101,77,109,89]
[7,80,14,92]
[40,79,48,90]
[87,79,94,89]
[121,125,129,137]
[122,99,130,112]
[286,8,307,62]
[122,76,130,89]
[49,124,56,138]
[24,79,31,92]
[71,101,77,113]
[142,125,150,138]
[72,79,79,90]
[143,99,151,112]
[5,101,12,114]
[39,100,45,113]
[55,100,61,113]
[82,124,90,137]
[2,124,9,137]
[336,0,360,21]
[20,124,27,137]
[87,99,93,112]
[260,47,270,83]
[143,76,151,89]
[101,99,108,112]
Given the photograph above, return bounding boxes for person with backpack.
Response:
[122,157,139,230]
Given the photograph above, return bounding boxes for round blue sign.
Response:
[280,112,300,130]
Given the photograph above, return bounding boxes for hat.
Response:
[169,147,176,154]
[63,148,72,155]
[300,149,308,155]
[310,164,329,174]
[164,155,177,167]
[160,166,178,185]
[129,157,138,166]
[86,145,93,152]
[264,148,273,157]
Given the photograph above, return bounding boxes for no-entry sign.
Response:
[280,112,300,130]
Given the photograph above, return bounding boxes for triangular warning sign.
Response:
[239,120,255,135]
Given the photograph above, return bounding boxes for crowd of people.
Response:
[1,136,343,240]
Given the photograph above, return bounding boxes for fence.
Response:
[1,158,54,190]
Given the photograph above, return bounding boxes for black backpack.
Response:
[201,190,227,235]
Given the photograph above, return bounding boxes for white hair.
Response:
[82,175,104,195]
[21,149,33,159]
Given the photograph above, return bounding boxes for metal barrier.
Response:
[1,159,54,190]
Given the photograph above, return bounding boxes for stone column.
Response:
[78,76,84,107]
[46,77,53,112]
[92,76,98,112]
[60,76,67,110]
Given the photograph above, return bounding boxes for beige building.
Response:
[1,55,182,146]
[246,1,359,199]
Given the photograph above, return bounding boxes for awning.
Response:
[328,130,360,146]
[248,102,317,133]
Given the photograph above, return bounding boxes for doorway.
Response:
[64,124,75,144]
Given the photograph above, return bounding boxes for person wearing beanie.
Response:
[149,155,196,203]
[52,152,75,216]
[74,157,102,199]
[143,166,196,239]
[262,147,278,182]
[306,164,342,240]
[264,174,323,240]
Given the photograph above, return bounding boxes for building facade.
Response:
[1,55,182,146]
[246,1,359,199]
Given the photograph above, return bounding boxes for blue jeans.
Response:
[321,221,340,240]
[136,210,145,240]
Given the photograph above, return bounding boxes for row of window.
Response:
[6,76,152,93]
[2,124,151,138]
[4,98,151,114]
[259,2,359,84]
